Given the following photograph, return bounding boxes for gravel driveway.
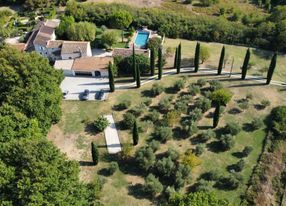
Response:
[60,76,109,100]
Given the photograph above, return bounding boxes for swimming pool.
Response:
[134,31,150,48]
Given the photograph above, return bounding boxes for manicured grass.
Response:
[50,73,286,205]
[164,38,286,82]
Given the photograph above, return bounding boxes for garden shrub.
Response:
[197,78,207,87]
[195,97,211,113]
[202,169,221,181]
[150,83,164,96]
[209,80,223,91]
[122,112,136,129]
[143,98,152,106]
[165,110,180,127]
[215,175,240,190]
[224,122,241,135]
[194,144,205,156]
[144,174,163,196]
[260,99,270,108]
[147,110,160,123]
[158,97,172,112]
[175,101,188,114]
[189,108,203,122]
[188,84,200,95]
[149,140,160,152]
[107,162,119,175]
[114,99,131,110]
[155,157,176,178]
[117,54,150,75]
[235,159,245,172]
[166,148,180,161]
[129,103,147,117]
[182,152,202,168]
[219,134,235,151]
[195,179,213,192]
[250,118,264,130]
[135,147,156,172]
[198,129,216,142]
[174,164,191,189]
[173,79,185,91]
[154,126,173,142]
[242,146,253,157]
[93,116,109,132]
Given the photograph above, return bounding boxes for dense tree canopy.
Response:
[0,46,63,134]
[64,2,286,52]
[67,21,96,41]
[0,0,68,10]
[0,139,97,205]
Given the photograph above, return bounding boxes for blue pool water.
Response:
[134,31,149,48]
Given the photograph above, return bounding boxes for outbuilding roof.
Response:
[113,48,150,58]
[61,41,90,55]
[72,57,112,71]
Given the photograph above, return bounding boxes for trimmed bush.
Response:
[197,78,207,87]
[175,101,188,114]
[158,97,172,112]
[150,83,164,96]
[195,179,213,192]
[154,126,173,142]
[194,144,205,156]
[122,112,136,129]
[195,97,211,113]
[189,108,203,122]
[260,99,270,108]
[209,80,223,91]
[219,134,235,151]
[147,110,160,123]
[188,84,200,95]
[167,148,180,161]
[149,140,160,152]
[203,169,221,181]
[198,129,216,142]
[93,116,109,132]
[224,122,241,135]
[135,147,156,171]
[173,79,185,91]
[144,174,163,196]
[115,99,131,110]
[250,118,264,130]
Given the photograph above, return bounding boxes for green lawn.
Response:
[50,73,286,205]
[164,38,286,82]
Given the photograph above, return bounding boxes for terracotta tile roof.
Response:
[54,59,74,70]
[39,25,54,36]
[72,57,112,71]
[9,43,26,52]
[61,41,90,55]
[113,48,150,58]
[47,40,63,48]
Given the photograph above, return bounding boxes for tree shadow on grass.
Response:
[141,90,154,98]
[165,86,178,94]
[79,161,94,166]
[173,127,189,140]
[84,122,97,135]
[206,141,224,153]
[98,168,112,177]
[242,123,254,132]
[232,151,244,158]
[252,48,272,60]
[128,183,149,200]
[228,108,242,115]
[254,104,265,111]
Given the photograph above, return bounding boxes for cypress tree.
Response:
[177,43,181,74]
[218,46,225,75]
[136,64,141,88]
[266,52,277,85]
[91,142,99,165]
[150,48,155,76]
[108,61,115,92]
[158,46,163,80]
[213,103,220,128]
[132,44,136,81]
[194,42,200,72]
[241,48,251,80]
[174,47,178,69]
[132,121,139,146]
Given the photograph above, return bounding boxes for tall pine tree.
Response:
[241,48,250,80]
[91,142,99,165]
[266,52,277,85]
[132,44,136,81]
[108,61,115,92]
[136,64,141,88]
[150,48,155,76]
[132,121,139,146]
[194,42,200,73]
[158,46,163,80]
[174,47,178,69]
[177,43,181,74]
[218,46,225,75]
